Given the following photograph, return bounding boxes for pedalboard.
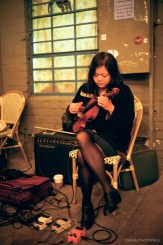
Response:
[31,214,87,245]
[32,213,83,240]
[68,227,86,244]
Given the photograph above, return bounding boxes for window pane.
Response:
[32,4,48,17]
[33,29,51,42]
[76,0,96,9]
[54,82,75,93]
[53,40,74,52]
[33,70,52,81]
[76,10,97,24]
[77,37,97,50]
[54,69,75,80]
[53,14,74,27]
[52,1,73,14]
[54,56,75,67]
[77,54,94,66]
[34,83,53,94]
[77,68,89,80]
[53,26,74,40]
[76,23,97,38]
[33,57,52,69]
[33,17,51,29]
[33,42,52,54]
[77,81,85,89]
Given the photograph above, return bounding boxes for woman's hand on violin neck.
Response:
[97,96,115,113]
[69,102,83,114]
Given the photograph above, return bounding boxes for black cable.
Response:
[81,221,118,244]
[49,172,75,212]
[44,187,72,219]
[93,222,118,244]
[52,187,71,208]
[34,229,53,244]
[35,240,64,245]
[0,204,22,227]
[81,195,118,244]
[34,226,64,245]
[82,227,118,244]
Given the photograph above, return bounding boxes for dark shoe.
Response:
[103,189,121,216]
[81,203,94,230]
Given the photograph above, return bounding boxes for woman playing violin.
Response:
[68,52,135,230]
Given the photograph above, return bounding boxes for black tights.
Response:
[76,131,113,206]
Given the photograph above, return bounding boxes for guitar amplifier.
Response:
[34,131,78,184]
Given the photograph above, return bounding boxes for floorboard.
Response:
[0,151,162,245]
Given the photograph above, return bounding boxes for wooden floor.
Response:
[0,151,163,245]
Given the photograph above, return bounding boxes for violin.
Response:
[72,87,119,133]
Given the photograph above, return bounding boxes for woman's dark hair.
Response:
[87,52,123,92]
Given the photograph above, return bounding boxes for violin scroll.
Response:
[106,87,119,98]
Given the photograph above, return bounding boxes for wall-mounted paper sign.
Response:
[114,0,134,20]
[101,34,107,40]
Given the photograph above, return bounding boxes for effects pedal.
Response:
[68,227,86,244]
[33,220,47,230]
[56,218,71,229]
[33,213,52,230]
[52,218,72,233]
[52,222,64,233]
[38,213,52,224]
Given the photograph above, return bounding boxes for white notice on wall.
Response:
[114,0,134,20]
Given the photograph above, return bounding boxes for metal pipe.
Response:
[149,0,154,148]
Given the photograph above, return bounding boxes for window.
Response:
[28,0,98,95]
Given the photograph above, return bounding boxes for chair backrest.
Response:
[126,95,143,161]
[0,91,25,137]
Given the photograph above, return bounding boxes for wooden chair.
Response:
[69,96,143,203]
[0,90,29,163]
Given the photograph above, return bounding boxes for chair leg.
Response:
[72,157,78,204]
[130,164,140,191]
[19,145,29,163]
[16,132,29,163]
[112,164,118,189]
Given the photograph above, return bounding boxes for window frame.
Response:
[28,0,98,96]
